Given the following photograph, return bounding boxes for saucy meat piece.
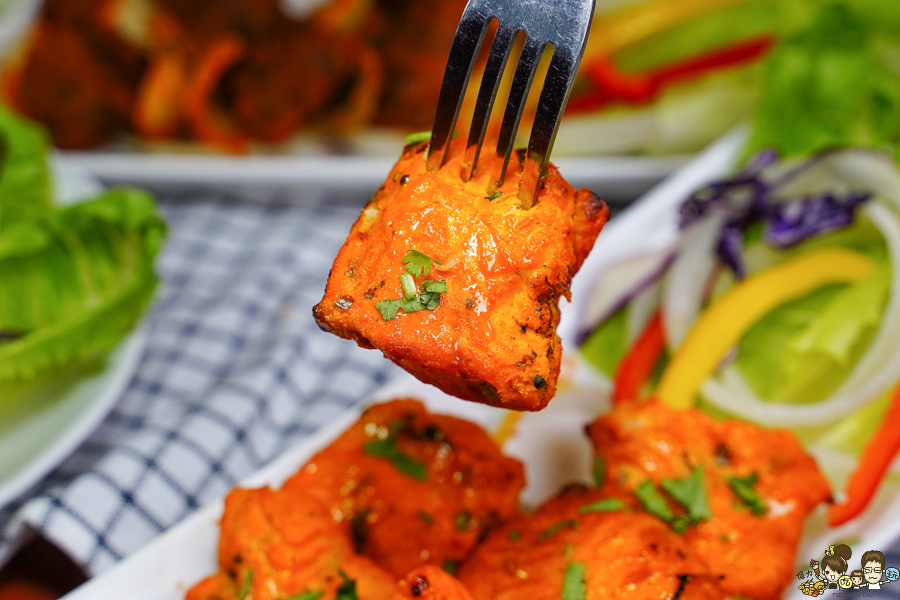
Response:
[185,486,396,600]
[313,143,609,410]
[456,484,724,600]
[283,399,525,578]
[586,400,832,600]
[390,564,475,600]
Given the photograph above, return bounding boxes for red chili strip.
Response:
[612,310,665,405]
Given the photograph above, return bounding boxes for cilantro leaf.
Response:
[402,249,441,278]
[417,510,435,525]
[660,467,712,523]
[399,298,426,313]
[238,570,253,600]
[363,428,427,481]
[375,300,401,321]
[421,280,448,294]
[578,498,628,514]
[443,560,457,574]
[283,591,324,600]
[592,457,606,487]
[561,562,587,600]
[336,570,359,600]
[728,473,767,516]
[538,519,579,541]
[635,480,675,523]
[509,529,520,541]
[486,191,502,201]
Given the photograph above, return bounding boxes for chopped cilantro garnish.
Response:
[578,498,628,514]
[509,529,520,541]
[375,299,401,321]
[728,473,767,516]
[238,570,253,600]
[485,191,502,201]
[592,457,606,487]
[635,480,675,523]
[443,560,457,574]
[538,519,579,541]
[283,591,324,600]
[417,509,435,524]
[405,130,431,144]
[561,562,587,600]
[363,423,427,480]
[336,570,360,600]
[402,249,442,278]
[454,510,472,531]
[421,280,448,293]
[661,467,712,524]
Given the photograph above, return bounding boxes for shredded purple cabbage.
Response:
[680,150,872,278]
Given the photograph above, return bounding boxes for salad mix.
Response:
[577,1,900,529]
[0,106,165,403]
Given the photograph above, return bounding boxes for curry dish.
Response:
[313,142,609,411]
[186,398,832,600]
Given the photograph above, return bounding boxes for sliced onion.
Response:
[700,200,900,427]
[662,212,724,349]
[626,279,662,345]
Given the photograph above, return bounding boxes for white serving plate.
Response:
[61,129,900,600]
[0,157,149,509]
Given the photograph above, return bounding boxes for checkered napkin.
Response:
[0,188,402,575]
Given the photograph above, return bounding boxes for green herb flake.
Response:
[375,299,401,321]
[509,529,520,541]
[592,457,606,487]
[578,498,628,514]
[417,510,435,525]
[660,466,712,524]
[363,427,427,481]
[453,510,472,531]
[564,544,573,559]
[238,570,253,600]
[336,570,360,600]
[421,280,448,294]
[443,560,457,575]
[402,249,441,278]
[561,561,587,600]
[405,130,431,144]
[634,480,675,523]
[728,473,767,516]
[538,519,579,541]
[485,191,502,201]
[282,591,324,600]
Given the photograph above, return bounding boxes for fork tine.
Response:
[460,24,517,182]
[426,8,491,173]
[519,50,581,207]
[488,35,546,194]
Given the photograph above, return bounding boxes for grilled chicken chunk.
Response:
[586,399,832,600]
[314,142,609,410]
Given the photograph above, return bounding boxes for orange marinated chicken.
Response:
[313,143,609,410]
[390,564,476,600]
[456,484,724,600]
[586,399,832,600]
[283,399,525,578]
[185,486,397,600]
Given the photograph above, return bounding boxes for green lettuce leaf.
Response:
[735,264,889,404]
[0,187,166,383]
[744,2,900,159]
[0,106,52,230]
[579,305,628,377]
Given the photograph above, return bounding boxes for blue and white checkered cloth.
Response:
[0,188,402,574]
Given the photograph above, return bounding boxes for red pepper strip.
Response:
[567,35,773,114]
[612,310,665,405]
[183,37,249,154]
[828,381,900,526]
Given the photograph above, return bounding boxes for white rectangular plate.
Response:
[62,130,900,600]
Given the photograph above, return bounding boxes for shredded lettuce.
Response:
[745,3,900,159]
[0,188,165,383]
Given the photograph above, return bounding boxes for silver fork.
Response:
[425,0,594,208]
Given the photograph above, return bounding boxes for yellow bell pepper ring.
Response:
[657,247,877,409]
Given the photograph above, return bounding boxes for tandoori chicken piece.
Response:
[390,564,476,600]
[313,143,609,410]
[586,399,832,600]
[283,399,525,578]
[185,485,397,600]
[456,483,724,600]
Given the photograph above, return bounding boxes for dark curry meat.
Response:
[282,399,525,578]
[313,143,609,410]
[586,399,832,600]
[456,484,724,600]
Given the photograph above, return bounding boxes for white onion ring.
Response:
[700,199,900,427]
[662,212,724,349]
